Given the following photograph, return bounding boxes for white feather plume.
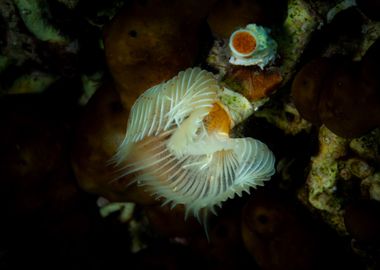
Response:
[113,67,275,220]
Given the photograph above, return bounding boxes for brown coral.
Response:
[71,82,156,205]
[242,192,325,270]
[207,0,286,38]
[292,42,380,138]
[104,0,215,107]
[291,57,332,124]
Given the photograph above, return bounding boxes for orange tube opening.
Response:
[232,31,256,55]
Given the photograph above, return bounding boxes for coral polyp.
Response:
[113,67,275,221]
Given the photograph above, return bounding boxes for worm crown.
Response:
[113,67,275,221]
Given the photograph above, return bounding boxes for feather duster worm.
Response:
[113,68,275,222]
